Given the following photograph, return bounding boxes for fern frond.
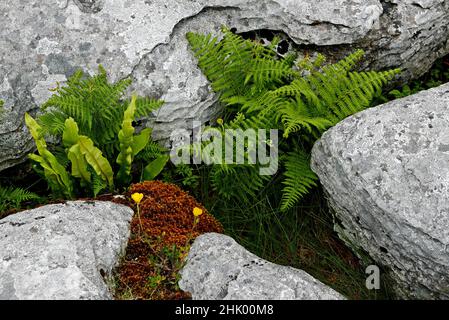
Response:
[210,164,270,202]
[247,58,297,89]
[280,150,318,211]
[0,99,4,118]
[92,172,107,198]
[136,139,167,163]
[38,110,69,136]
[321,49,365,74]
[0,185,40,212]
[38,66,164,166]
[187,27,293,103]
[274,62,400,134]
[40,66,128,151]
[134,97,165,119]
[325,69,400,123]
[188,29,400,209]
[279,98,332,138]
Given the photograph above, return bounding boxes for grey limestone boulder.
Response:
[1,0,449,172]
[311,83,449,299]
[179,233,345,300]
[0,201,133,300]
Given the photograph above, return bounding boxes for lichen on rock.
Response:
[1,0,448,173]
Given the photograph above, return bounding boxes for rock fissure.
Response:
[1,0,449,172]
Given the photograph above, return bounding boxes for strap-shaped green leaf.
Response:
[25,113,73,198]
[28,154,62,191]
[25,113,48,155]
[62,117,80,148]
[131,128,152,156]
[116,95,137,185]
[142,154,169,181]
[67,144,91,184]
[78,136,114,189]
[63,118,91,185]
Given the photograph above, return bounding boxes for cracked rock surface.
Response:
[179,233,345,300]
[0,201,133,300]
[1,0,449,172]
[311,83,449,299]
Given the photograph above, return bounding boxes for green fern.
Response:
[210,164,271,203]
[26,66,167,198]
[92,172,107,198]
[142,154,170,181]
[39,65,163,160]
[187,28,294,103]
[0,185,40,213]
[280,149,318,211]
[136,140,167,163]
[62,117,114,191]
[25,113,74,199]
[187,28,400,210]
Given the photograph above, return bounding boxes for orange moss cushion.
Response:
[115,181,223,300]
[128,180,223,246]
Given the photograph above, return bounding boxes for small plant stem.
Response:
[136,204,143,235]
[184,217,199,248]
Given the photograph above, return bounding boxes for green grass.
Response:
[184,56,448,299]
[179,166,394,300]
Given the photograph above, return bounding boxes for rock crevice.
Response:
[1,0,448,172]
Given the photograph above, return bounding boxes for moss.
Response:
[114,180,223,300]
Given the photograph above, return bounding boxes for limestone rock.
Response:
[179,233,345,300]
[311,83,449,299]
[0,201,133,300]
[1,0,448,171]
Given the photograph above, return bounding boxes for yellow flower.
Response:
[216,118,223,126]
[131,192,144,205]
[193,207,203,217]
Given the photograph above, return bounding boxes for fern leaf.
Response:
[280,150,318,211]
[38,110,69,136]
[77,136,114,189]
[188,29,400,209]
[137,140,167,162]
[211,164,270,202]
[134,97,165,118]
[116,96,137,185]
[142,154,170,181]
[328,69,400,123]
[92,172,107,198]
[0,185,40,212]
[321,49,365,74]
[25,113,73,198]
[280,98,332,138]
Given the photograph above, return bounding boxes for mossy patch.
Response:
[112,181,223,300]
